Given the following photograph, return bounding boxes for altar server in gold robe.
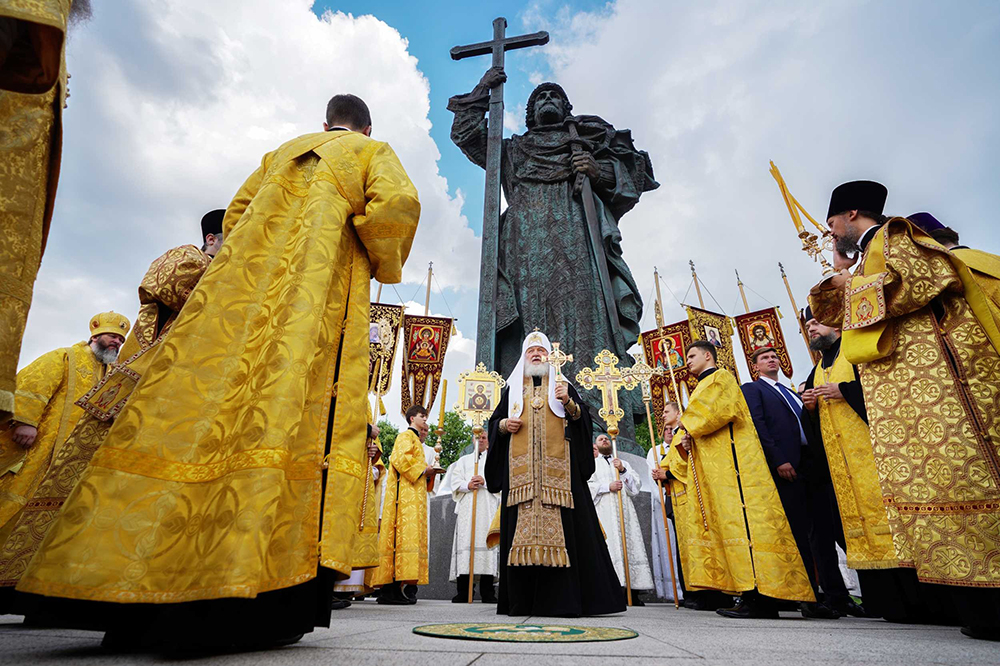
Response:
[0,0,89,421]
[16,94,420,650]
[662,340,815,619]
[0,242,210,611]
[373,405,434,604]
[799,306,952,624]
[810,181,1000,641]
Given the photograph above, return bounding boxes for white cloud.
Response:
[21,0,479,368]
[524,0,1000,384]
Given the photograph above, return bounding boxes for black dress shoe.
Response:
[831,597,867,618]
[629,591,645,607]
[801,602,841,619]
[716,600,779,619]
[330,598,352,610]
[962,626,1000,641]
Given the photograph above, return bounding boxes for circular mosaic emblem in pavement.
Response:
[412,623,638,643]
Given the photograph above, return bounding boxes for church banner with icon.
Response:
[368,303,405,414]
[400,314,452,414]
[685,306,740,381]
[639,320,698,436]
[734,307,793,381]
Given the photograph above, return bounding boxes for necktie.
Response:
[775,383,803,419]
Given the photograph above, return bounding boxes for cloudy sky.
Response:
[22,0,1000,428]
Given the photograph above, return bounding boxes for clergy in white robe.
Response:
[589,434,654,600]
[647,441,683,603]
[447,431,501,602]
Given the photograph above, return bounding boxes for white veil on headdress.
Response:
[506,331,567,419]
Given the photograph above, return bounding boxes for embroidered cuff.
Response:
[565,399,581,420]
[499,418,509,434]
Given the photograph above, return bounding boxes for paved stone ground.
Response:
[1,600,995,665]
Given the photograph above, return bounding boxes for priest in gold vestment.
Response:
[908,212,1000,312]
[0,244,210,613]
[662,340,815,619]
[0,0,83,421]
[810,180,1000,640]
[17,94,420,650]
[0,311,128,546]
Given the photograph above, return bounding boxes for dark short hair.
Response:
[750,346,778,364]
[857,210,887,226]
[326,94,372,130]
[404,404,427,424]
[931,227,960,246]
[689,339,717,362]
[663,400,679,411]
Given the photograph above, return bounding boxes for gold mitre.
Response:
[90,311,131,338]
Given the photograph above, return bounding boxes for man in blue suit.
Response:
[742,347,850,618]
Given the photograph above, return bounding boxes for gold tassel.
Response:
[378,396,387,416]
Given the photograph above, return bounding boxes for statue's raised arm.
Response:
[448,67,507,169]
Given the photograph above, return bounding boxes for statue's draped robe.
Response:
[486,381,625,617]
[0,0,70,420]
[662,368,815,602]
[809,218,1000,627]
[448,449,500,580]
[589,455,654,591]
[372,428,429,586]
[0,246,209,601]
[16,130,419,641]
[450,84,658,447]
[0,342,101,536]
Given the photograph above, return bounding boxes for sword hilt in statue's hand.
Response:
[566,119,587,195]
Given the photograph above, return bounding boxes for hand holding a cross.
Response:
[479,67,507,89]
[571,152,600,182]
[554,382,570,405]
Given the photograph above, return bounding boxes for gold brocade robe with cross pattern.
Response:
[0,342,102,538]
[662,369,814,602]
[0,0,71,421]
[17,130,419,603]
[809,219,1000,588]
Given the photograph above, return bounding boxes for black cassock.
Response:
[486,380,625,617]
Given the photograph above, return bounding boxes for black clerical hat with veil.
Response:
[201,209,225,238]
[826,180,887,219]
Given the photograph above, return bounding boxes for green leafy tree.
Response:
[426,410,474,468]
[376,419,399,465]
[633,416,652,453]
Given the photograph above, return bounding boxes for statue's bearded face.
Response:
[533,89,567,126]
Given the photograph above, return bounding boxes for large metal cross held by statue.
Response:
[451,18,548,370]
[575,350,637,438]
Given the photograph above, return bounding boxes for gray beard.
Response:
[524,362,549,378]
[809,332,839,351]
[91,342,119,364]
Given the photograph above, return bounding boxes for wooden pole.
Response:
[646,402,679,608]
[779,262,815,359]
[424,262,433,315]
[376,282,383,303]
[736,270,750,314]
[653,267,666,331]
[610,434,632,606]
[689,260,705,309]
[467,446,481,603]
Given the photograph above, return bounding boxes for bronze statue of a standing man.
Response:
[449,67,658,448]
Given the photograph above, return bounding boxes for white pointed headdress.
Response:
[506,331,567,419]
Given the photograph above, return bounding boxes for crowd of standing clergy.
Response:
[1,0,999,654]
